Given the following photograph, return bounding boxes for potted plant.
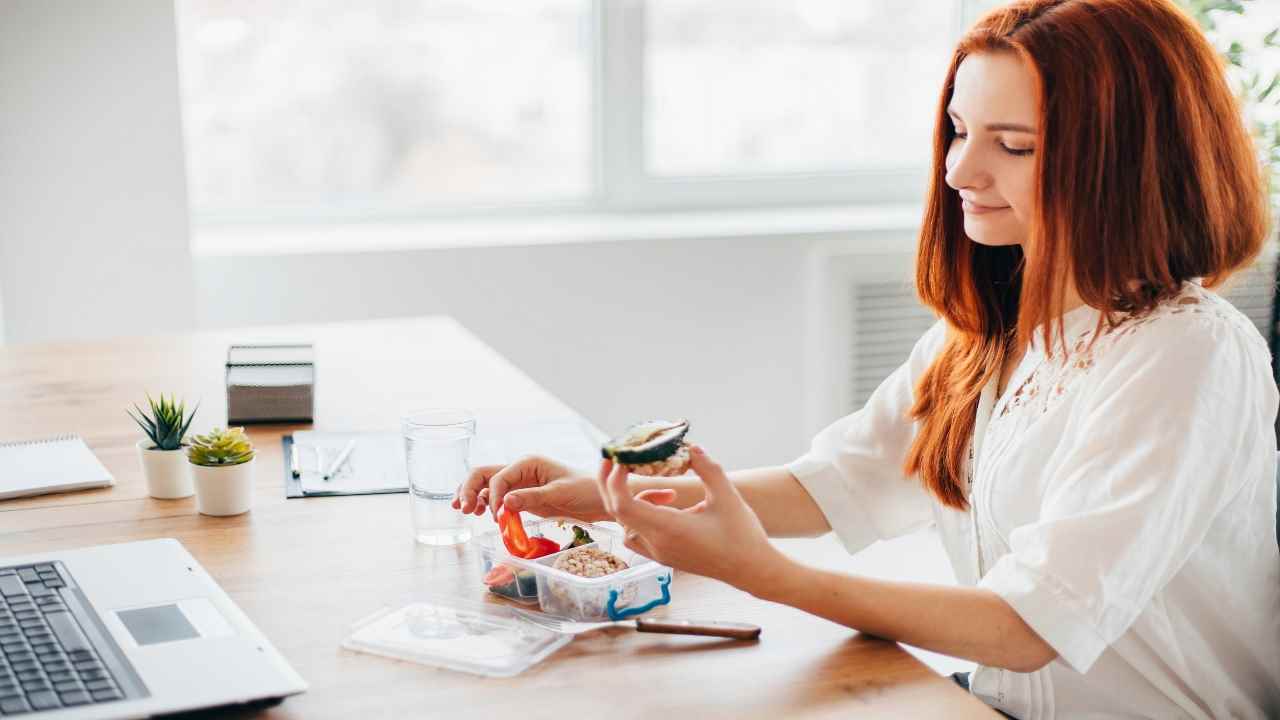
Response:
[187,427,257,517]
[128,394,199,499]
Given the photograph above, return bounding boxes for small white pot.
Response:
[190,458,256,517]
[136,440,194,499]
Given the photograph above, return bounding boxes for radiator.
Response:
[832,245,1278,414]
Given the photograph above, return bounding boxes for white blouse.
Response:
[786,280,1280,719]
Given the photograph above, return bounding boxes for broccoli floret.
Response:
[562,525,594,550]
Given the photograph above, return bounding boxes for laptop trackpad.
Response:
[115,598,233,647]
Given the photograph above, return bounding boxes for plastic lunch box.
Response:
[476,517,673,622]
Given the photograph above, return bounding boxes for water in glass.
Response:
[403,411,474,546]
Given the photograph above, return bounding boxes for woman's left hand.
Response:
[595,444,790,596]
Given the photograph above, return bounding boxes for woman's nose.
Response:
[944,140,987,192]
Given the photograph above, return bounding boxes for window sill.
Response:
[190,204,924,257]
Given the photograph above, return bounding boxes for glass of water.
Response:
[403,408,476,546]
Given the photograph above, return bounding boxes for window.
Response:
[176,1,966,225]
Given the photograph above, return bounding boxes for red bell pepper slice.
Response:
[497,508,561,559]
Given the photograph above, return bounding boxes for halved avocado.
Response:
[602,419,690,464]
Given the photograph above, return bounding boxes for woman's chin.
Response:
[963,221,1023,247]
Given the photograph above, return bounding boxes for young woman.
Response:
[454,0,1279,717]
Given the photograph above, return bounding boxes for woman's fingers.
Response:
[594,458,610,513]
[633,488,678,505]
[606,461,671,530]
[623,527,660,561]
[686,444,735,504]
[486,457,545,517]
[455,464,503,513]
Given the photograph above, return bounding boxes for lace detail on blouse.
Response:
[993,283,1249,423]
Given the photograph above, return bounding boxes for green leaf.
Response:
[177,402,199,446]
[126,407,158,445]
[1227,41,1244,66]
[1261,75,1280,102]
[1264,28,1278,46]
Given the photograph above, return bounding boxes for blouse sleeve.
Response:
[978,313,1279,674]
[785,318,948,554]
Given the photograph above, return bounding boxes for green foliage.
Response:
[1179,0,1280,212]
[186,427,256,467]
[128,394,198,451]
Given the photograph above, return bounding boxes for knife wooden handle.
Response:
[634,618,762,640]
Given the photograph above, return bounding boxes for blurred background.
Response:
[1,0,1277,676]
[0,0,1277,472]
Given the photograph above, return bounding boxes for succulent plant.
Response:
[186,427,256,467]
[128,394,198,451]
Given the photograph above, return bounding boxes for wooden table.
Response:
[0,317,997,719]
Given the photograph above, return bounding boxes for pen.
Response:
[323,439,357,481]
[290,442,301,478]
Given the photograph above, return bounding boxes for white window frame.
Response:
[594,0,964,213]
[188,0,975,228]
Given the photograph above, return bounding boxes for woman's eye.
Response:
[1002,144,1035,156]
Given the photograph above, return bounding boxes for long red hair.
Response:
[903,0,1270,510]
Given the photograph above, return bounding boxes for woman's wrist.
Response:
[736,545,805,601]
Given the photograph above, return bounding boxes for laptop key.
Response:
[27,689,59,710]
[44,613,90,655]
[0,576,25,598]
[60,689,91,706]
[84,679,113,691]
[91,687,123,702]
[79,669,108,682]
[49,671,75,683]
[16,570,38,584]
[0,696,32,714]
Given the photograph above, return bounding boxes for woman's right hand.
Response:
[451,454,677,522]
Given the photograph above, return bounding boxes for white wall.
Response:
[193,231,920,470]
[0,0,194,343]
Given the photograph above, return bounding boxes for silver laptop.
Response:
[0,538,306,717]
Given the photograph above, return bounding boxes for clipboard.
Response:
[283,434,408,498]
[283,417,604,499]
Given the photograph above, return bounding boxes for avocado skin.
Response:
[601,420,690,464]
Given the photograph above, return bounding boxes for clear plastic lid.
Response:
[342,597,571,678]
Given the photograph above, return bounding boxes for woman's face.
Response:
[944,51,1040,247]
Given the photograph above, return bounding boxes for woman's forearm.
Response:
[628,466,831,537]
[753,555,1057,673]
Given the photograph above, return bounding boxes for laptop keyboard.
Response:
[0,563,126,715]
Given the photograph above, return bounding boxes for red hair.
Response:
[903,0,1270,510]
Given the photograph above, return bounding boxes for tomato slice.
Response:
[483,565,516,587]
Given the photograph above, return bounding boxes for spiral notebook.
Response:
[0,434,115,501]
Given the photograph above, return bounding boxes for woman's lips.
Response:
[962,200,1011,215]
